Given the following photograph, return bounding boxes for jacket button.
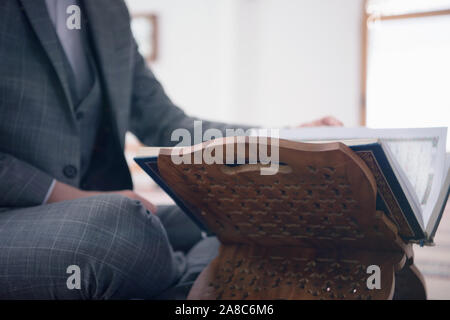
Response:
[76,111,84,120]
[63,165,78,179]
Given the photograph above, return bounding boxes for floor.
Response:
[414,203,450,299]
[125,133,450,299]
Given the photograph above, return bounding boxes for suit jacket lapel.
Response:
[20,0,75,113]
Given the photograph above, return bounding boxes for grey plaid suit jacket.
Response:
[0,0,244,210]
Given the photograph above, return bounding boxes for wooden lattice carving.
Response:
[156,137,423,300]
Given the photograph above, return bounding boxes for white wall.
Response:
[126,0,364,128]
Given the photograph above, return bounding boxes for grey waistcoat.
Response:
[76,52,103,180]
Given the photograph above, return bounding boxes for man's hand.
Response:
[47,181,157,214]
[299,116,343,127]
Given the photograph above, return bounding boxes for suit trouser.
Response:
[0,194,219,299]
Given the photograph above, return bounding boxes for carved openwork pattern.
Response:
[159,140,405,250]
[187,164,368,243]
[212,254,371,300]
[158,139,407,300]
[197,245,396,300]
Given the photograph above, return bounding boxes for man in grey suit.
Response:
[0,0,341,299]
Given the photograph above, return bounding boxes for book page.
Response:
[269,127,447,225]
[381,132,447,226]
[382,138,438,208]
[426,153,450,238]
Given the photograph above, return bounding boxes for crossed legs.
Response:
[0,194,218,299]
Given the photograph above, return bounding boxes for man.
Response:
[0,0,341,299]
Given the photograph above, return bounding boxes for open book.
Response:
[253,127,450,244]
[135,127,449,245]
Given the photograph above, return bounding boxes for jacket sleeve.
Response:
[128,37,252,147]
[0,152,55,208]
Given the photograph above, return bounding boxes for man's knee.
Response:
[63,194,179,298]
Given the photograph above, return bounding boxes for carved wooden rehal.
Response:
[156,137,426,300]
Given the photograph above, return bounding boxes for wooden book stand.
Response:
[156,137,426,300]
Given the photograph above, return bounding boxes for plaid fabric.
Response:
[0,195,219,299]
[0,194,182,299]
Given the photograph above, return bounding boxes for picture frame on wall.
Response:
[131,14,158,62]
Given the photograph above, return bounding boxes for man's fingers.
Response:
[322,116,343,126]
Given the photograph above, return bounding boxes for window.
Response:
[363,0,450,149]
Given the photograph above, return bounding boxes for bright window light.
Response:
[366,4,450,150]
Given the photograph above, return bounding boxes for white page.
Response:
[255,127,447,226]
[426,153,450,238]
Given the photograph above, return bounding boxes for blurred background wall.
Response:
[125,0,364,128]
